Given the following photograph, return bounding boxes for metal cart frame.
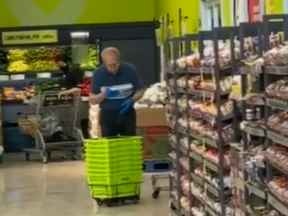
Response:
[151,173,171,198]
[21,91,84,163]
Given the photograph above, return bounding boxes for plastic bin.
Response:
[3,126,34,153]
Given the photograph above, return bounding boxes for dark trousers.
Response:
[99,109,136,137]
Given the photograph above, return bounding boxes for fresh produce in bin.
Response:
[7,49,27,61]
[80,46,99,69]
[3,87,26,101]
[8,60,29,72]
[29,60,59,71]
[34,80,60,92]
[26,48,60,61]
[81,78,91,97]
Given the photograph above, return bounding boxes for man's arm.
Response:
[89,70,106,105]
[59,68,83,95]
[130,66,145,102]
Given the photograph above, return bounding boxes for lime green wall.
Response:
[155,0,200,36]
[0,0,155,27]
[221,0,232,26]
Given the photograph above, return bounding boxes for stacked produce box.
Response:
[135,82,170,167]
[166,14,288,216]
[85,137,142,206]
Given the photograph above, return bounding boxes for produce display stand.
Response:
[166,14,288,216]
[0,26,101,154]
[20,91,84,163]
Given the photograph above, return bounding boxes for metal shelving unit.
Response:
[167,26,240,216]
[235,14,288,216]
[237,21,266,216]
[167,13,288,216]
[263,14,288,216]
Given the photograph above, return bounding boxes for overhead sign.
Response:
[1,29,58,45]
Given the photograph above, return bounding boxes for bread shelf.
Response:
[165,13,288,216]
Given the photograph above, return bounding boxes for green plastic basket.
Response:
[89,183,141,199]
[85,136,142,151]
[85,153,142,163]
[85,160,142,172]
[85,147,142,159]
[87,171,142,185]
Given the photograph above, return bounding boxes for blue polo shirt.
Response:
[90,62,143,110]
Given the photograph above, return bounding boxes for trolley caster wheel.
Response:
[169,200,176,210]
[96,200,103,206]
[41,153,48,164]
[25,153,30,161]
[47,151,51,160]
[106,201,114,207]
[152,189,160,199]
[72,155,79,160]
[134,195,140,203]
[42,157,47,164]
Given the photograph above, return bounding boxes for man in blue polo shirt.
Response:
[89,47,145,137]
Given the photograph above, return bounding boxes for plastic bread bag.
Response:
[275,44,288,65]
[185,52,201,67]
[187,76,201,89]
[176,77,186,88]
[263,33,283,65]
[201,44,215,67]
[176,56,187,69]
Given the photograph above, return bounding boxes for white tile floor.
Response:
[0,154,169,216]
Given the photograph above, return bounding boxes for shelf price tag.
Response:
[84,71,93,77]
[10,74,25,80]
[0,75,9,81]
[37,72,51,78]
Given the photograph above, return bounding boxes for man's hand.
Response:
[105,88,119,98]
[58,88,80,98]
[119,98,134,115]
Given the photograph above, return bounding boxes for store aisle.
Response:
[0,157,169,216]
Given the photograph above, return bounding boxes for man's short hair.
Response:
[101,47,121,60]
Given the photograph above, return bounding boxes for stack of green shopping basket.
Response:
[85,136,143,201]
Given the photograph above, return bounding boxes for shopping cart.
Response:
[20,91,84,163]
[151,173,171,198]
[85,137,142,207]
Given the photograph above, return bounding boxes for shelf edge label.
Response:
[2,30,58,45]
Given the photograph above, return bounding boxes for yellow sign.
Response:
[2,30,58,45]
[265,0,283,14]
